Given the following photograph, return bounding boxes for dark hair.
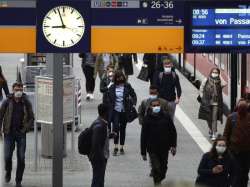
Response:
[113,70,126,85]
[106,64,114,71]
[149,85,158,91]
[12,82,23,89]
[98,103,109,117]
[210,67,220,75]
[237,100,248,119]
[209,134,227,159]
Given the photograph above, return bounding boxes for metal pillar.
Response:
[47,53,64,187]
[241,53,247,97]
[230,53,238,112]
[193,53,196,80]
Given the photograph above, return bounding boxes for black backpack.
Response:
[78,119,101,155]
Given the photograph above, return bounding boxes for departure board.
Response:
[185,1,250,53]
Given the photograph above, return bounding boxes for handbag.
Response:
[126,106,138,123]
[137,64,149,82]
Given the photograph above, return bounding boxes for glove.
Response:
[142,155,147,161]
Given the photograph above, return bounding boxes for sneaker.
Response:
[89,94,94,100]
[86,94,90,101]
[5,171,11,183]
[120,148,125,155]
[16,182,22,187]
[113,148,118,156]
[211,134,217,141]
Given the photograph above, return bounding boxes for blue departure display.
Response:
[185,2,250,52]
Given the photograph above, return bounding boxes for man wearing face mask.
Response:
[138,85,171,125]
[100,65,115,105]
[0,82,34,187]
[154,55,182,120]
[141,99,177,186]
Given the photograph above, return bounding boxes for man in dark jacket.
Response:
[0,82,34,187]
[89,103,115,187]
[154,55,182,120]
[141,98,177,186]
[138,85,171,125]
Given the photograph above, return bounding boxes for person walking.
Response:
[108,70,137,156]
[138,85,171,125]
[0,66,9,103]
[195,135,237,187]
[0,82,34,187]
[141,98,177,186]
[198,68,227,140]
[154,55,182,120]
[223,100,250,187]
[79,53,97,101]
[118,53,137,80]
[100,65,115,105]
[88,103,115,187]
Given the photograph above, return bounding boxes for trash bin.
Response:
[41,123,67,158]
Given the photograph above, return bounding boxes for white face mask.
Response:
[211,73,219,78]
[152,106,161,113]
[14,91,23,98]
[164,67,171,73]
[108,72,113,77]
[216,145,226,154]
[149,95,157,99]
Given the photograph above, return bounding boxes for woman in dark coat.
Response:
[195,135,237,187]
[198,68,227,140]
[108,70,137,156]
[0,66,9,102]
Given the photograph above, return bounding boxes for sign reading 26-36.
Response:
[37,1,90,52]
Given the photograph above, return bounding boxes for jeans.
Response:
[90,159,107,187]
[149,152,169,184]
[167,101,176,120]
[207,105,219,134]
[82,65,95,93]
[111,110,127,145]
[4,131,26,183]
[232,151,250,187]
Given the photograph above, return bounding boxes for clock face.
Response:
[42,6,85,48]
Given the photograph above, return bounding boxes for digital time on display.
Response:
[185,1,250,53]
[141,1,174,9]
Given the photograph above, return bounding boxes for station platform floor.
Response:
[0,54,249,187]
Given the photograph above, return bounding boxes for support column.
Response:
[230,53,238,112]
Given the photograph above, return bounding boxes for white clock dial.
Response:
[42,6,85,48]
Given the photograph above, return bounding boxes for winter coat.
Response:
[0,94,34,134]
[107,83,137,119]
[198,77,227,123]
[100,74,113,104]
[140,112,177,155]
[118,54,137,76]
[195,152,237,187]
[138,98,172,125]
[223,113,250,153]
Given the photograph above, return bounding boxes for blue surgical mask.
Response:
[152,106,161,113]
[149,95,157,99]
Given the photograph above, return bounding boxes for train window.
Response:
[220,54,226,71]
[215,54,220,67]
[208,54,214,63]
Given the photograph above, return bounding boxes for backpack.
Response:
[78,127,93,155]
[159,71,176,85]
[78,119,100,155]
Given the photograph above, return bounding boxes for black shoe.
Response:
[149,170,153,177]
[16,182,22,187]
[5,171,11,183]
[120,148,125,155]
[113,148,118,156]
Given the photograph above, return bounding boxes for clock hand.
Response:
[57,8,65,28]
[52,25,64,28]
